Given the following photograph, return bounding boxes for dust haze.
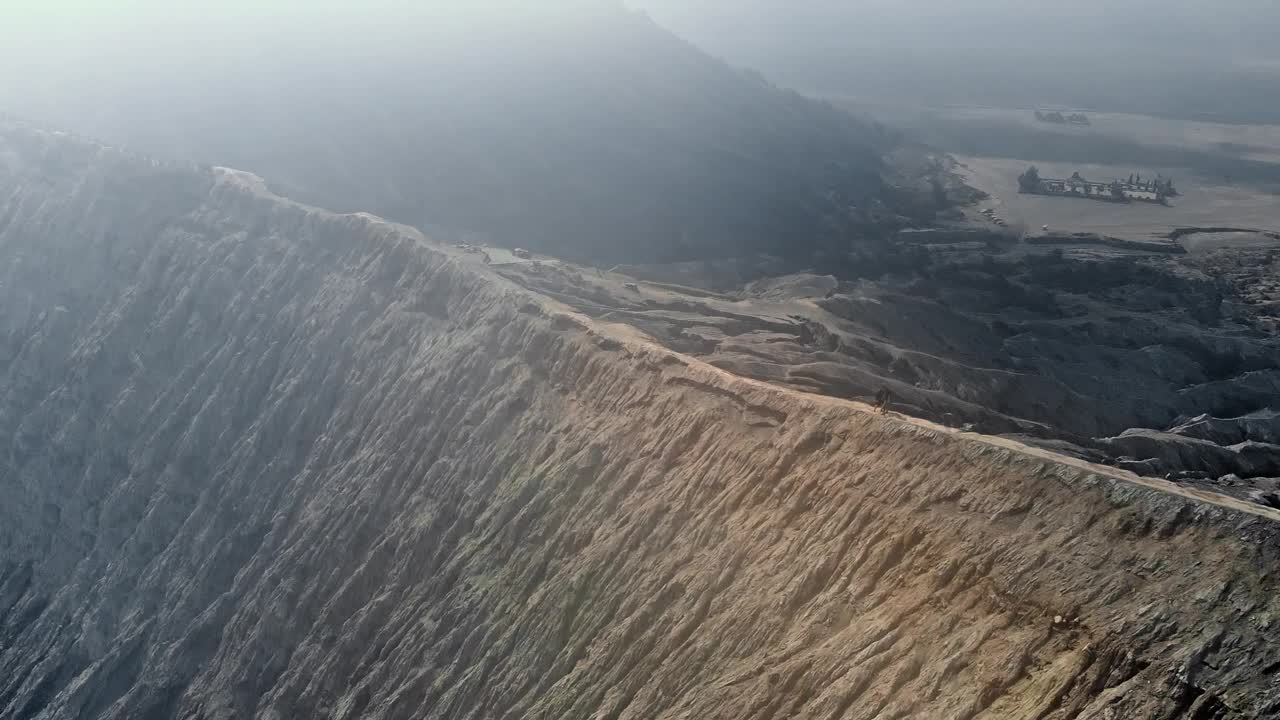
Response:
[640,0,1280,121]
[3,2,1280,718]
[10,1,1280,121]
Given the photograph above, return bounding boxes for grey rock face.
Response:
[3,126,1280,719]
[1105,431,1280,479]
[1172,410,1280,446]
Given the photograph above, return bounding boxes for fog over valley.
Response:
[639,0,1280,122]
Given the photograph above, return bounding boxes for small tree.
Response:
[1018,165,1042,193]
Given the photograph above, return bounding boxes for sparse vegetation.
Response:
[1017,165,1042,193]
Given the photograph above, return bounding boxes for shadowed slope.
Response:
[0,4,892,266]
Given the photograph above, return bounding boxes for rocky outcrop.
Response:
[1103,430,1280,479]
[4,127,1280,719]
[1172,410,1280,446]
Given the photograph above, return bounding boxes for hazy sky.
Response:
[0,1,609,101]
[633,0,1280,57]
[4,0,1280,124]
[5,1,1278,67]
[6,1,1272,46]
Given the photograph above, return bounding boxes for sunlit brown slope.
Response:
[2,127,1279,719]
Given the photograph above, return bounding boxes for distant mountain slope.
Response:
[0,3,893,264]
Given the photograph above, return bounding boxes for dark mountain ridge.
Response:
[0,3,898,266]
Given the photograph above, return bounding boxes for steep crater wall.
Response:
[2,128,1280,719]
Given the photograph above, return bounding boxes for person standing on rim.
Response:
[875,388,892,414]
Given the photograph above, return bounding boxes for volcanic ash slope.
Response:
[1,127,1279,719]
